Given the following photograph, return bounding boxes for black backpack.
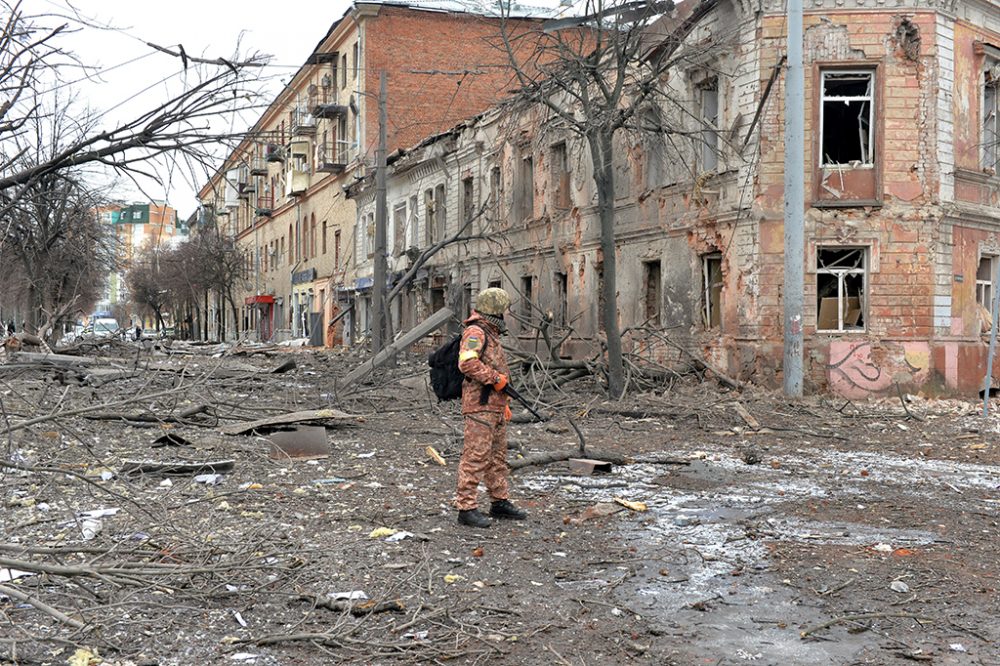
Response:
[428,331,488,401]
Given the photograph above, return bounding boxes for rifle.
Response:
[503,385,543,421]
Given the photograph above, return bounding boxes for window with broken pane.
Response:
[984,64,999,172]
[702,253,722,329]
[820,71,874,167]
[816,248,866,332]
[976,256,996,317]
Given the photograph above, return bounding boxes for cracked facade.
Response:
[204,0,1000,398]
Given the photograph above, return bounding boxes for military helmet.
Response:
[475,287,511,315]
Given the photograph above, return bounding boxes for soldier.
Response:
[455,287,528,528]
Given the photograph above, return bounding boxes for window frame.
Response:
[984,61,999,173]
[819,69,876,169]
[977,254,997,318]
[815,246,868,333]
[699,79,719,173]
[702,253,722,329]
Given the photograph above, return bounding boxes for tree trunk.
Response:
[588,129,626,399]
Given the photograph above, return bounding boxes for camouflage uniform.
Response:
[454,311,512,511]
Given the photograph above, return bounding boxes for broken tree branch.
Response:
[800,612,934,639]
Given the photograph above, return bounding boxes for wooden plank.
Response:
[338,307,453,391]
[220,408,358,436]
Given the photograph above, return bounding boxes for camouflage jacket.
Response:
[457,312,510,415]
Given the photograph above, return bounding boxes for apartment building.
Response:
[198,1,544,344]
[96,201,180,312]
[348,0,1000,397]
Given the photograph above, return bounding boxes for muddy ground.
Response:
[1,341,998,665]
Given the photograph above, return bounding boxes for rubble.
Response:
[0,344,997,664]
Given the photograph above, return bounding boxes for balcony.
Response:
[291,107,316,136]
[311,91,348,120]
[315,141,348,174]
[250,158,268,176]
[255,193,274,217]
[289,138,311,158]
[238,182,256,199]
[285,169,309,197]
[265,143,286,163]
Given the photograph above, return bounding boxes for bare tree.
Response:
[494,0,724,398]
[0,0,267,215]
[127,250,170,331]
[0,136,116,342]
[189,216,249,341]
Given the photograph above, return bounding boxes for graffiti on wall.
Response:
[827,340,930,399]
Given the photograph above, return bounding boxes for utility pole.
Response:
[783,0,805,398]
[372,71,388,355]
[254,195,261,342]
[982,259,1000,416]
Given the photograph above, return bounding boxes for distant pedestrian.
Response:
[134,325,142,341]
[6,320,14,335]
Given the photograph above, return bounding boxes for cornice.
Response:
[760,0,957,13]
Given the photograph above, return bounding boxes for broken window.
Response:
[977,255,997,318]
[551,141,570,209]
[643,260,662,325]
[431,287,446,314]
[435,183,447,240]
[424,189,435,245]
[464,284,473,317]
[488,278,502,289]
[703,253,722,329]
[334,230,341,269]
[700,79,719,172]
[461,176,475,225]
[489,166,502,225]
[520,275,534,322]
[821,71,874,166]
[408,195,418,247]
[392,202,407,256]
[984,64,999,172]
[816,247,866,332]
[517,150,534,221]
[555,272,568,327]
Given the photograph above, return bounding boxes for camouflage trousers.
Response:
[454,411,510,510]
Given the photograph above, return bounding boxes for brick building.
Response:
[348,0,1000,397]
[198,1,544,344]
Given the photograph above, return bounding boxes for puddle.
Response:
[520,445,986,664]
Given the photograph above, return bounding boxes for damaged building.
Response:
[197,1,546,345]
[346,0,1000,398]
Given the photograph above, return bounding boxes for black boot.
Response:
[458,509,492,528]
[489,499,527,520]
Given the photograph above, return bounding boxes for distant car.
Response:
[80,318,119,340]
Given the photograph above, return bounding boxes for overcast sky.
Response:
[36,0,567,218]
[38,0,354,217]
